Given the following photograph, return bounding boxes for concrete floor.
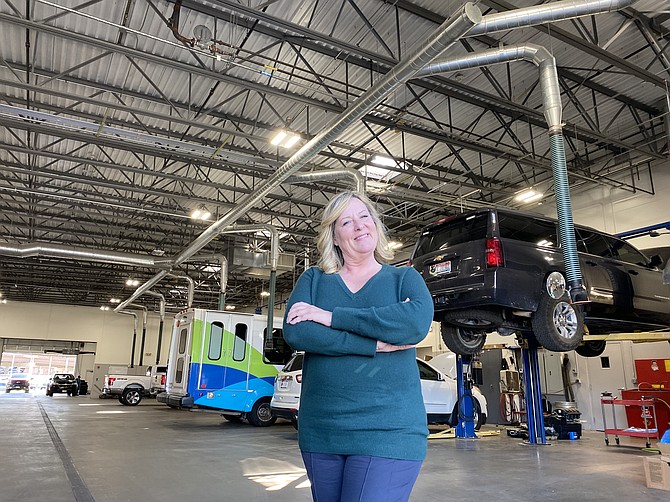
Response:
[1,392,668,502]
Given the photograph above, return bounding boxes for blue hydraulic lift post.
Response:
[521,341,547,444]
[455,354,477,438]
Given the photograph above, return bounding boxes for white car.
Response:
[270,353,488,430]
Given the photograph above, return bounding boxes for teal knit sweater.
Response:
[282,264,434,461]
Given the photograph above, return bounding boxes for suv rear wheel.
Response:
[532,292,584,352]
[441,323,486,355]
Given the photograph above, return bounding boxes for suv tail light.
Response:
[161,375,166,385]
[296,374,302,383]
[107,377,116,386]
[485,238,504,267]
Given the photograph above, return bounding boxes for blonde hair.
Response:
[316,191,393,273]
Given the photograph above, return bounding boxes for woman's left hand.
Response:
[287,302,333,327]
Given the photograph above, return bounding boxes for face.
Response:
[332,197,378,262]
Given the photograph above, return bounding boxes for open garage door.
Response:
[0,338,96,395]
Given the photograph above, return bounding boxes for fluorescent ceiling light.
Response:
[260,291,270,297]
[387,240,403,250]
[270,130,300,148]
[371,155,397,167]
[270,130,287,145]
[514,189,543,203]
[362,156,409,181]
[283,134,300,148]
[191,204,211,220]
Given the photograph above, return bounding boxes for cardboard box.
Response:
[643,457,670,491]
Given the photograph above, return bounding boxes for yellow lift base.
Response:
[428,426,501,440]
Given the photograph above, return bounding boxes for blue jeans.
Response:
[301,452,423,502]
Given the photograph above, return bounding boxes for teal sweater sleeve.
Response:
[331,266,434,345]
[282,267,377,356]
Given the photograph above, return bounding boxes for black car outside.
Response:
[410,208,670,355]
[6,374,30,393]
[46,373,78,397]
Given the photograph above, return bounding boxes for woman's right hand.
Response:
[376,341,416,352]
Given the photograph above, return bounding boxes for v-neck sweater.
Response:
[282,264,434,460]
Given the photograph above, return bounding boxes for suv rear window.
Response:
[498,213,558,247]
[283,353,303,372]
[414,212,488,257]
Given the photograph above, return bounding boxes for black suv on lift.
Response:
[410,208,670,355]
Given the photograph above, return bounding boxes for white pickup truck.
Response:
[101,365,168,406]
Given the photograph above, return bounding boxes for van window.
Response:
[208,322,223,361]
[264,328,292,365]
[414,212,488,257]
[232,323,247,361]
[498,213,558,247]
[178,328,188,354]
[175,358,184,383]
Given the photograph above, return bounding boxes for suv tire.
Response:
[575,340,606,358]
[531,292,584,352]
[442,309,502,329]
[441,323,486,355]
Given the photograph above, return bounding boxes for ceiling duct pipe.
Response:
[286,168,366,193]
[115,3,482,312]
[128,304,148,367]
[417,42,595,302]
[466,0,636,38]
[0,242,171,268]
[117,310,138,368]
[190,256,227,309]
[144,291,166,365]
[167,273,195,309]
[215,224,280,338]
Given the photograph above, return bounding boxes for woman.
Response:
[283,191,434,502]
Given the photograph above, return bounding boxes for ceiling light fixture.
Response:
[371,155,396,167]
[125,279,140,287]
[270,129,300,148]
[225,305,236,310]
[99,306,110,311]
[514,189,543,203]
[361,155,409,182]
[191,204,211,220]
[387,241,403,251]
[109,298,121,304]
[260,291,270,297]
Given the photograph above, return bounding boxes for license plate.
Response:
[279,380,289,389]
[429,260,452,275]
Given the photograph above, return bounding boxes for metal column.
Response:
[521,340,547,444]
[455,354,477,438]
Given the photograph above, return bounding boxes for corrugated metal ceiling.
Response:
[0,0,667,311]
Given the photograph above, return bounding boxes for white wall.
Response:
[536,157,670,250]
[0,301,170,368]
